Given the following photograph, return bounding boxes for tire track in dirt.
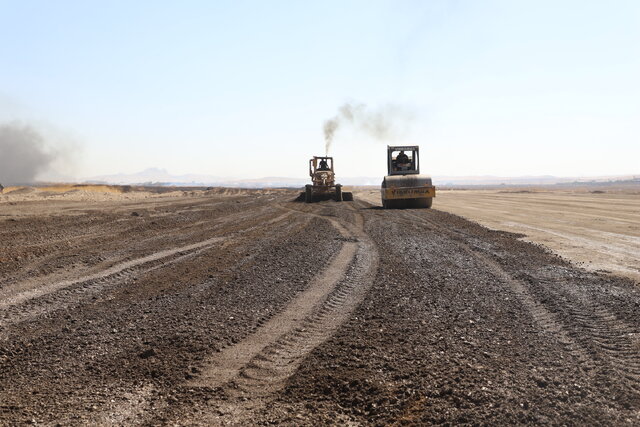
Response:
[0,237,225,310]
[0,199,273,287]
[403,209,640,393]
[0,210,295,334]
[374,208,598,374]
[80,207,313,425]
[192,242,358,388]
[0,204,289,302]
[0,204,308,425]
[153,202,378,425]
[0,238,225,335]
[534,275,640,387]
[235,238,375,394]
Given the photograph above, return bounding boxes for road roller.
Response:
[381,145,435,208]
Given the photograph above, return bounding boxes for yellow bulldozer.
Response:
[303,156,353,203]
[381,145,435,208]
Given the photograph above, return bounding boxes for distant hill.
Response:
[85,168,307,188]
[86,168,226,186]
[85,169,382,188]
[84,168,639,188]
[433,175,640,186]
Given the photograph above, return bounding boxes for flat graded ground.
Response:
[1,187,639,425]
[356,187,640,282]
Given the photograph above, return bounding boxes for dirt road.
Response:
[1,189,639,425]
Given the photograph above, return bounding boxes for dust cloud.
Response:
[0,122,58,185]
[323,102,413,155]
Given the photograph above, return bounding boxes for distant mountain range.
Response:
[85,168,226,185]
[84,168,639,188]
[85,168,308,188]
[433,175,640,186]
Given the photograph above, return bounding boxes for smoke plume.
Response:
[0,122,58,185]
[323,102,413,155]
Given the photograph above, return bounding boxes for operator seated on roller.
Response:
[394,150,410,171]
[318,158,330,171]
[396,151,409,164]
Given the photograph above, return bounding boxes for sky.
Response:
[0,0,639,180]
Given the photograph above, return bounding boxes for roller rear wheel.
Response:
[413,198,433,208]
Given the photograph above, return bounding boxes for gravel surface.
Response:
[1,190,639,425]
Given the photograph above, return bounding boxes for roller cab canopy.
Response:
[387,146,420,176]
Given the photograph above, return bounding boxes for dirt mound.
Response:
[3,186,37,194]
[39,184,129,194]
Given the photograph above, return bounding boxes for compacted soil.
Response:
[356,187,640,281]
[0,189,638,425]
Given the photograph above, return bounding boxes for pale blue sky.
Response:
[1,0,638,179]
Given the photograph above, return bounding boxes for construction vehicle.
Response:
[381,145,435,208]
[302,156,353,203]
